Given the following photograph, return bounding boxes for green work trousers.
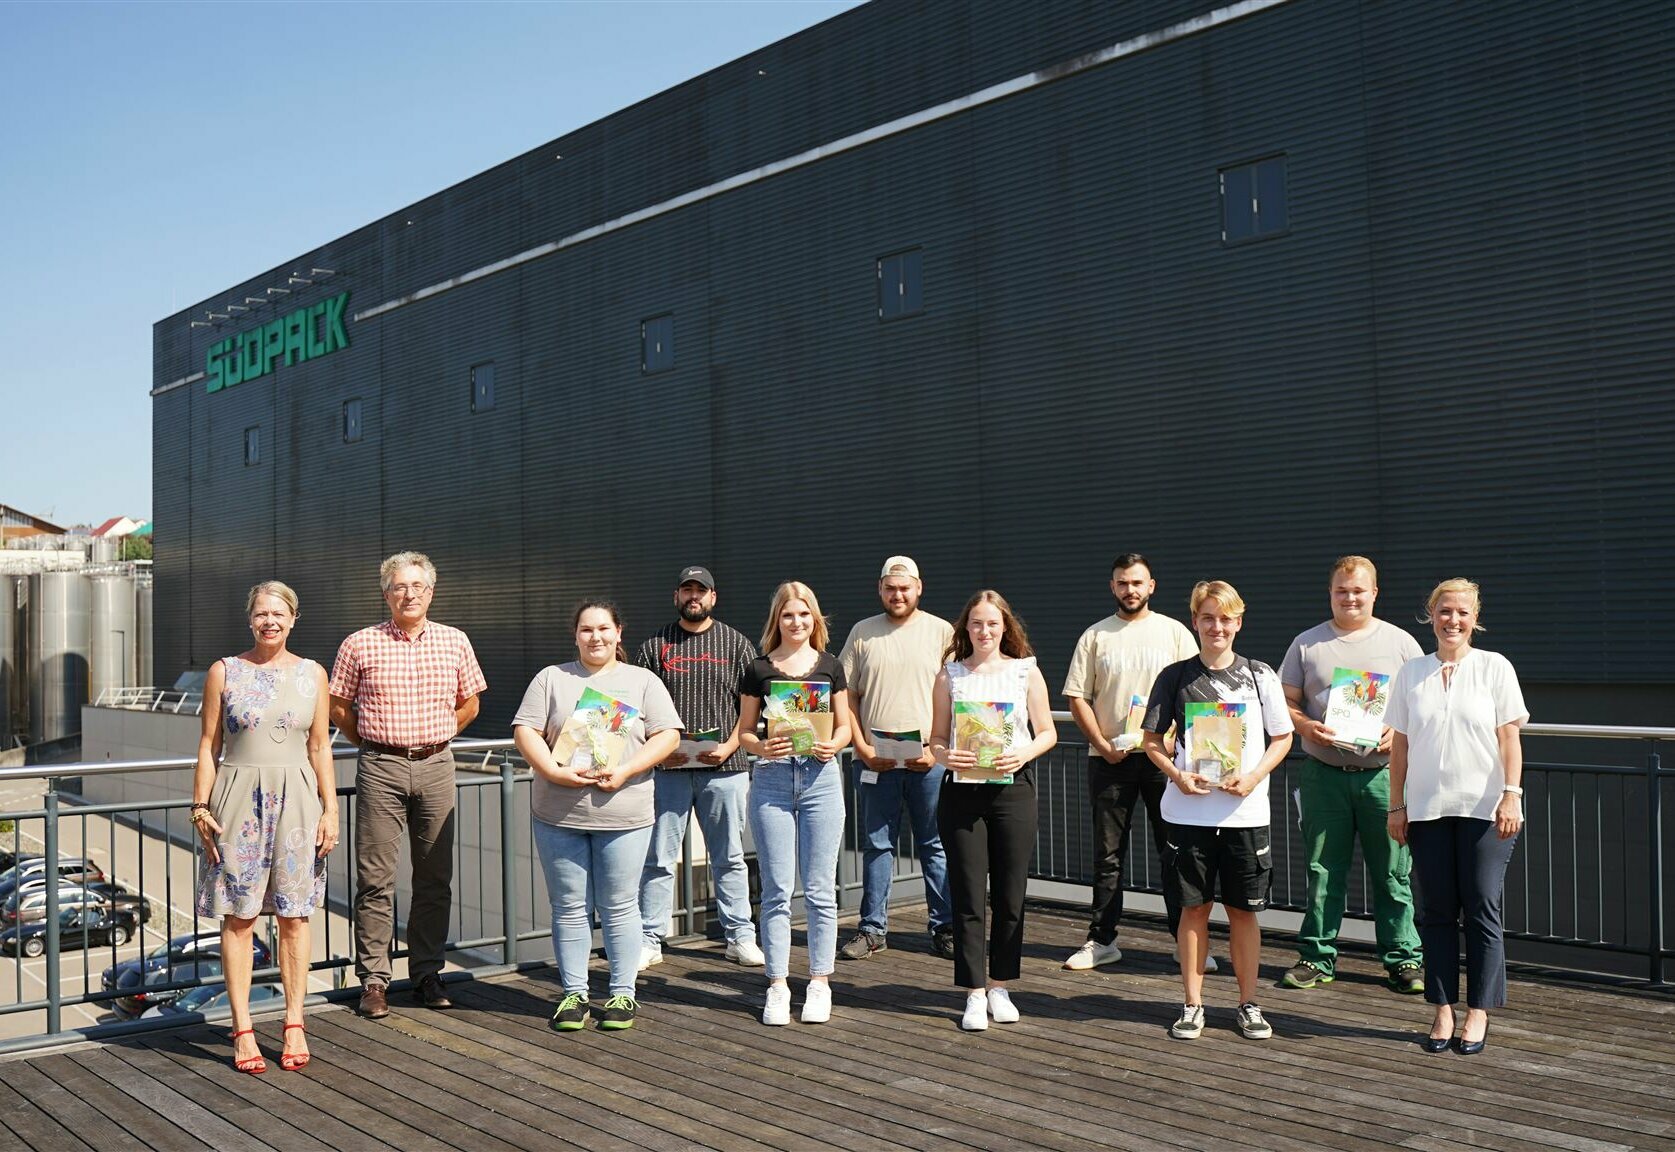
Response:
[1296,757,1422,974]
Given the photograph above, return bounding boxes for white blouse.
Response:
[1386,649,1528,822]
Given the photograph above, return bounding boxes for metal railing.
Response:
[90,687,204,715]
[0,718,1668,1054]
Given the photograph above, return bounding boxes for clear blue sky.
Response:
[0,0,860,528]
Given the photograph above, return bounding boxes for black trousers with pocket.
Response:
[938,767,1038,988]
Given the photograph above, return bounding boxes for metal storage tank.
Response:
[89,573,136,702]
[28,571,90,744]
[135,575,153,689]
[90,536,119,563]
[0,575,22,741]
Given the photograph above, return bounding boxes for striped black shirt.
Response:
[634,620,758,771]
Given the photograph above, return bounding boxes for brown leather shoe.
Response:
[358,984,389,1019]
[413,974,453,1009]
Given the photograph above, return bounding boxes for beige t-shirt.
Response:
[840,611,954,735]
[1061,612,1199,738]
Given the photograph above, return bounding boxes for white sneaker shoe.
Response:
[638,943,663,971]
[761,984,791,1026]
[987,987,1019,1024]
[800,981,832,1024]
[1204,955,1219,974]
[726,938,765,967]
[1063,940,1123,970]
[960,990,989,1031]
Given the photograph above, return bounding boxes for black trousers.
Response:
[938,767,1038,988]
[1087,761,1179,944]
[1408,816,1518,1009]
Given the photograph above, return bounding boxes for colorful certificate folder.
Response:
[869,729,924,761]
[552,687,641,770]
[1323,667,1390,751]
[764,680,833,755]
[952,700,1015,783]
[1184,701,1245,783]
[676,726,724,759]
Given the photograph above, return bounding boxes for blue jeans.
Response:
[533,819,653,999]
[856,763,951,935]
[749,757,844,980]
[640,769,755,947]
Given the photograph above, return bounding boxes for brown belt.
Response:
[361,739,452,760]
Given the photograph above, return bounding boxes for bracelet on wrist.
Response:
[1387,804,1406,814]
[1502,785,1524,796]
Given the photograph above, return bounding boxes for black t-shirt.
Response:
[740,651,847,700]
[635,620,758,772]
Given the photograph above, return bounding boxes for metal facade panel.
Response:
[151,0,1675,719]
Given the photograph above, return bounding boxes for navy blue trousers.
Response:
[1407,816,1518,1009]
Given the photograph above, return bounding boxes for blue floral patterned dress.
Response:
[196,656,328,919]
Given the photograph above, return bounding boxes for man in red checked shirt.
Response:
[329,551,486,1019]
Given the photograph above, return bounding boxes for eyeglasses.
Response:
[387,583,432,596]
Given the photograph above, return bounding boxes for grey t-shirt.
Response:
[513,662,681,830]
[1278,618,1423,768]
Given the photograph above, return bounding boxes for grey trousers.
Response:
[353,750,456,986]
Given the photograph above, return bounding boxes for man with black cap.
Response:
[636,566,765,969]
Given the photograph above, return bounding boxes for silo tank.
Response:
[0,575,21,739]
[89,574,136,702]
[136,576,153,689]
[28,571,90,744]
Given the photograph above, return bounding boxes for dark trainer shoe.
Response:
[414,973,453,1009]
[597,995,638,1031]
[358,983,389,1019]
[930,928,956,960]
[839,931,886,960]
[1280,962,1333,989]
[549,992,589,1032]
[1389,963,1425,995]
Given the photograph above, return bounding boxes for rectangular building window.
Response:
[878,249,923,320]
[342,398,363,442]
[642,315,674,373]
[1221,155,1288,243]
[243,426,260,467]
[471,362,496,412]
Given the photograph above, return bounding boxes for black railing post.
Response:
[42,783,60,1036]
[500,759,518,966]
[1649,743,1665,987]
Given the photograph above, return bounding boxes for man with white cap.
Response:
[839,556,956,960]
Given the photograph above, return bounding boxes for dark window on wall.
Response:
[878,249,923,320]
[470,362,496,412]
[642,315,674,373]
[243,426,260,466]
[1221,156,1289,243]
[342,398,363,442]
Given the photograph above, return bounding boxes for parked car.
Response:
[144,980,283,1019]
[1,906,139,957]
[102,929,264,997]
[1,880,150,925]
[0,857,106,901]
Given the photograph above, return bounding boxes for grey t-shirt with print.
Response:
[1279,618,1423,768]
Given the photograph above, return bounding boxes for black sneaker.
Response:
[1389,963,1425,995]
[549,992,589,1032]
[930,928,956,960]
[839,931,886,960]
[1280,962,1333,989]
[597,994,638,1031]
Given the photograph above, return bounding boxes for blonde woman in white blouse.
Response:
[1386,579,1527,1056]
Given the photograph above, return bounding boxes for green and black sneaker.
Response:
[1280,962,1333,989]
[549,992,590,1032]
[597,994,638,1031]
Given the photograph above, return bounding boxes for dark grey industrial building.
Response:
[152,0,1675,733]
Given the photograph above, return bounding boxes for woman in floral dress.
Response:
[193,581,339,1073]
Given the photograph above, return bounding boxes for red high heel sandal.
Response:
[280,1022,310,1071]
[230,1028,267,1075]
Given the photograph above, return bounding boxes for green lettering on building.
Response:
[205,291,350,393]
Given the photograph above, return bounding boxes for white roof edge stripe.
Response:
[152,372,205,397]
[352,0,1290,324]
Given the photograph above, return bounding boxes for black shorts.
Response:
[1162,824,1272,912]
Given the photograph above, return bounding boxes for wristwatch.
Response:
[1502,785,1524,796]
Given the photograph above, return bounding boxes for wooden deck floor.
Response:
[3,906,1673,1152]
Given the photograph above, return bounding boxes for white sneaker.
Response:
[960,990,988,1031]
[1063,940,1123,970]
[1204,955,1219,974]
[800,981,831,1024]
[986,987,1019,1024]
[638,943,663,971]
[726,938,765,967]
[761,984,791,1026]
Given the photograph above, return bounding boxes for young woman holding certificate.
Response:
[736,581,853,1026]
[1386,579,1527,1055]
[513,601,681,1033]
[928,591,1057,1031]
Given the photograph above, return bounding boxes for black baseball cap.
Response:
[677,566,715,589]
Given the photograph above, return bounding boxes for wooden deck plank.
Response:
[2,903,1671,1152]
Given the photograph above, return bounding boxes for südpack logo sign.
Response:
[205,291,350,394]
